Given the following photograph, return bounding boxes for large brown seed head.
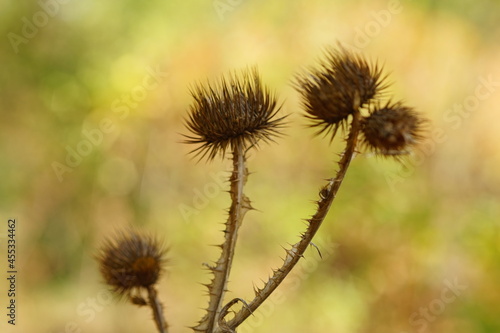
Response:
[184,68,286,160]
[295,46,387,139]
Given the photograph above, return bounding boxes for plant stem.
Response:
[147,286,168,333]
[216,111,361,332]
[193,142,251,333]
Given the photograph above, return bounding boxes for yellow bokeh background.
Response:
[1,0,499,332]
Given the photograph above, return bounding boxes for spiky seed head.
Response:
[96,230,166,298]
[295,46,387,139]
[184,67,286,161]
[360,101,425,157]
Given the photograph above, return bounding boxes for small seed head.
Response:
[360,101,425,157]
[96,231,166,298]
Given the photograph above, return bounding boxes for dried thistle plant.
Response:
[96,230,168,333]
[96,45,426,333]
[203,47,425,333]
[184,67,287,333]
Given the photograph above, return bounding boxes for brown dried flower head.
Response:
[97,230,166,298]
[295,46,387,139]
[361,101,424,157]
[184,67,286,160]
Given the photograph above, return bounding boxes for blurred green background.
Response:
[1,0,499,332]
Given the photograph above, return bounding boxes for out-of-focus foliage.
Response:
[0,0,499,332]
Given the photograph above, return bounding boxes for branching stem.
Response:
[216,110,361,332]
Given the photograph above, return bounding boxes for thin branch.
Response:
[193,142,251,333]
[218,298,252,333]
[147,286,168,333]
[216,110,361,332]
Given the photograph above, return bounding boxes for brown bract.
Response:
[184,68,287,161]
[295,47,387,140]
[97,231,166,298]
